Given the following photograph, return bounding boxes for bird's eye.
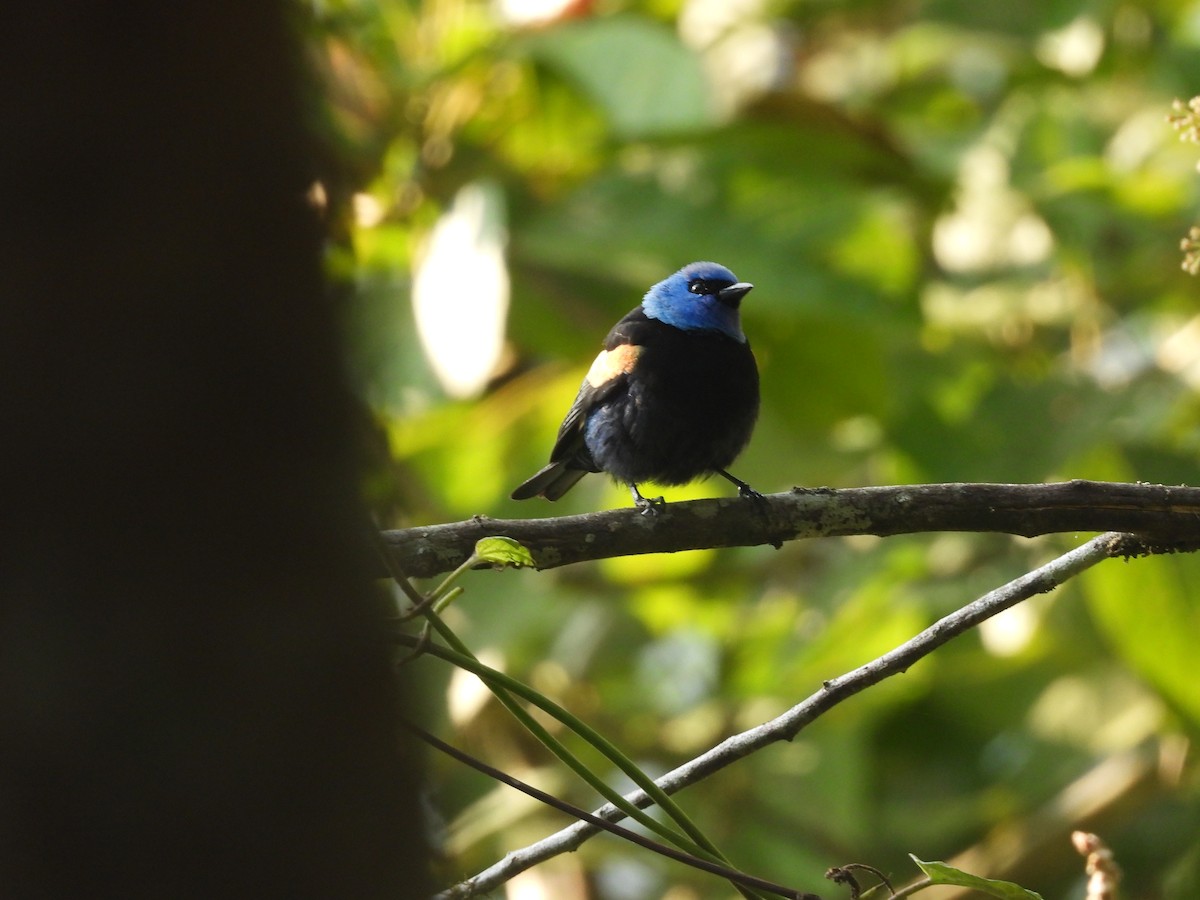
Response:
[688,279,721,295]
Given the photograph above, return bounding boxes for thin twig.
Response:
[410,722,819,900]
[395,633,766,898]
[438,531,1132,898]
[886,877,932,899]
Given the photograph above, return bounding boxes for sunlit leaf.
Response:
[911,856,1044,899]
[474,536,535,569]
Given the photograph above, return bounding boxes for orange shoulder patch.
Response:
[585,344,642,388]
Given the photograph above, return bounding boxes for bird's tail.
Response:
[510,462,588,501]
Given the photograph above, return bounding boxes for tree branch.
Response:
[437,531,1137,898]
[383,481,1200,578]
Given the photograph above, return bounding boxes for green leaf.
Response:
[521,16,714,138]
[910,856,1044,899]
[1082,553,1200,728]
[474,536,535,569]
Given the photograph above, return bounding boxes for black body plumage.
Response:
[511,262,760,511]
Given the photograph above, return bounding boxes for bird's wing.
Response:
[548,311,649,464]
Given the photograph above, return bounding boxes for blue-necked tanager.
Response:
[512,261,760,513]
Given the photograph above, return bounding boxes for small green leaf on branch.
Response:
[910,856,1043,899]
[474,536,535,569]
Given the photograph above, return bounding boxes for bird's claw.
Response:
[738,484,765,502]
[717,469,764,504]
[630,483,666,516]
[636,495,666,516]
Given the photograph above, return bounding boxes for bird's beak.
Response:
[717,282,753,307]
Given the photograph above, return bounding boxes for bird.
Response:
[511,261,761,513]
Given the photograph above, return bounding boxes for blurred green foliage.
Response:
[309,0,1200,896]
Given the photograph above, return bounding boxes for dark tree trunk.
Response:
[0,4,426,896]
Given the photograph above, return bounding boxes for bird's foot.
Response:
[638,499,665,517]
[718,469,765,504]
[630,484,666,516]
[738,483,765,502]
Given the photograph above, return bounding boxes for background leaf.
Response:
[520,16,716,138]
[310,0,1200,895]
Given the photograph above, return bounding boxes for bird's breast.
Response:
[584,325,759,485]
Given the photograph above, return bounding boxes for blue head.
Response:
[641,261,753,343]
